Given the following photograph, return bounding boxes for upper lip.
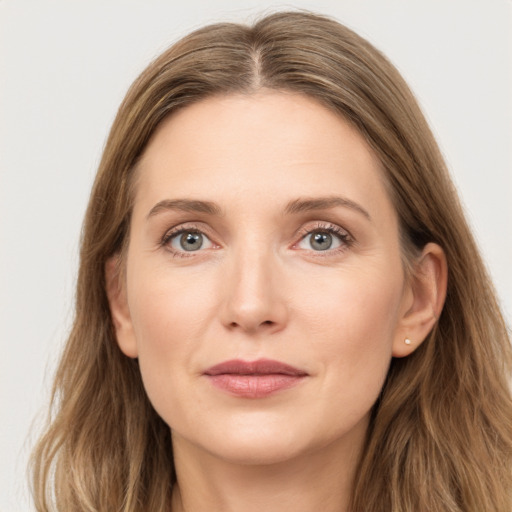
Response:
[204,358,308,376]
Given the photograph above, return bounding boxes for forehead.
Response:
[134,91,395,222]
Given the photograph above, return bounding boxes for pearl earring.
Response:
[404,338,412,345]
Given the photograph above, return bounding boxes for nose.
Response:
[219,245,288,335]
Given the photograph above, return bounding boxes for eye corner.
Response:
[292,221,354,255]
[159,222,219,257]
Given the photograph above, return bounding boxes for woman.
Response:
[31,11,512,512]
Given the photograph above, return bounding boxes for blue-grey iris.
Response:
[311,232,332,251]
[180,232,203,251]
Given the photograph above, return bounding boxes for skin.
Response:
[107,91,447,512]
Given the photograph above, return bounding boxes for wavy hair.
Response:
[31,11,512,511]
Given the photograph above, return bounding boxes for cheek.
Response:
[293,265,403,410]
[125,265,217,416]
[129,263,215,347]
[296,261,404,345]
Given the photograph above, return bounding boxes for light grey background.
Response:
[1,0,511,509]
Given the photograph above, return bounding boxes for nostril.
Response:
[228,319,274,330]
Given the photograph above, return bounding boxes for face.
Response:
[112,91,414,465]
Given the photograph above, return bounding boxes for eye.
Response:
[296,225,351,252]
[165,229,214,253]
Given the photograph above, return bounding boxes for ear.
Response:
[392,243,448,358]
[105,255,138,358]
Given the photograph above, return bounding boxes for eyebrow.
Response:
[146,195,371,221]
[147,199,222,219]
[284,196,371,220]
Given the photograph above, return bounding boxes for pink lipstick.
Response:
[204,359,308,398]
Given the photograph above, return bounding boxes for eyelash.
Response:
[293,222,354,255]
[160,221,354,258]
[160,223,212,258]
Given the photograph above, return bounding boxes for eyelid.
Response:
[158,220,354,257]
[160,222,219,256]
[292,221,354,252]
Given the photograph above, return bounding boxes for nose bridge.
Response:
[220,235,286,333]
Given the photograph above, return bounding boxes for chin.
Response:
[209,436,309,466]
[180,414,332,467]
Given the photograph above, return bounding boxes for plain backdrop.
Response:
[1,0,511,509]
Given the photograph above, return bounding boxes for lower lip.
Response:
[206,374,305,398]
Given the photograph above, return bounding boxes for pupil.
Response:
[181,232,202,251]
[311,232,332,251]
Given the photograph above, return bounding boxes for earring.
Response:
[404,338,412,345]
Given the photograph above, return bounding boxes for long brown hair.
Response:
[31,11,512,511]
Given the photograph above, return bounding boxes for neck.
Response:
[170,429,365,512]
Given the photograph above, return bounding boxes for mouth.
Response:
[203,359,308,398]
